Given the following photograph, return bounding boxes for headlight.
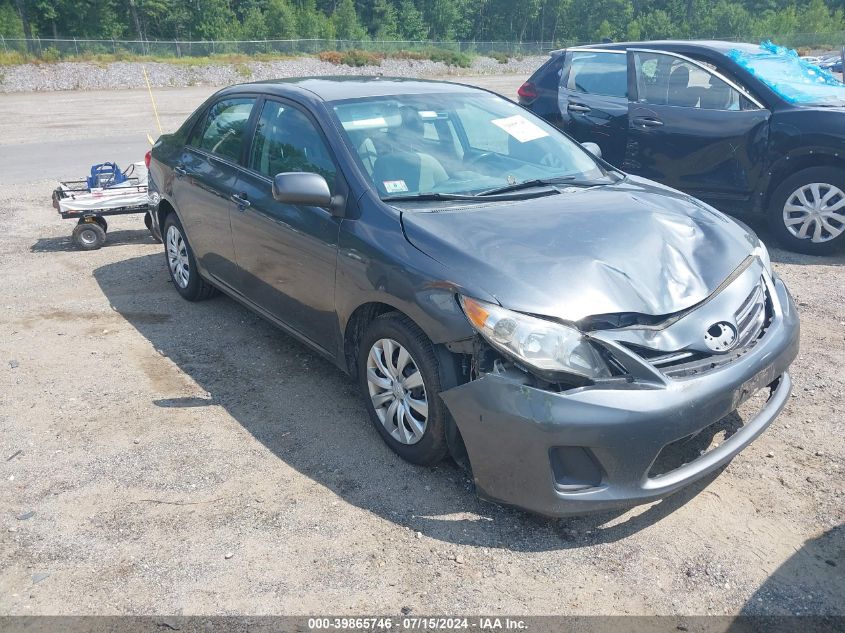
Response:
[754,240,772,274]
[459,296,611,380]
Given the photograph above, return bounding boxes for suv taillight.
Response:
[144,150,151,169]
[517,81,538,104]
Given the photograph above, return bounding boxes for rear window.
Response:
[567,51,628,98]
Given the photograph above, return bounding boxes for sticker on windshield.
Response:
[490,115,549,143]
[344,116,388,129]
[383,180,409,193]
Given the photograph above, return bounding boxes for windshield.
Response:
[329,91,605,198]
[727,41,845,107]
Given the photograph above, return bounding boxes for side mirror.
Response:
[581,142,602,159]
[272,172,336,209]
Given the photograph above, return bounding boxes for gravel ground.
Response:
[0,56,545,93]
[0,80,843,619]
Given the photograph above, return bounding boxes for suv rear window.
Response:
[567,51,628,98]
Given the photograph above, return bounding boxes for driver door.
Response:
[230,98,343,352]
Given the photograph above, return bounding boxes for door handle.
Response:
[230,192,251,210]
[633,116,664,128]
[568,103,591,113]
[174,165,187,178]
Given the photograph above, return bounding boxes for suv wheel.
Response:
[769,167,845,255]
[162,214,217,301]
[358,313,448,465]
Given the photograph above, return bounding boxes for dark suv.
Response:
[519,41,845,254]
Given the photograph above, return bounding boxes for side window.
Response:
[189,97,256,161]
[248,100,336,190]
[633,51,742,111]
[566,51,628,98]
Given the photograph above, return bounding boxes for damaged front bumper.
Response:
[440,274,800,517]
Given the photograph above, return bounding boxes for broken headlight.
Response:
[459,296,611,380]
[754,240,772,275]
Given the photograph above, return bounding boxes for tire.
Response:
[92,216,108,233]
[145,212,162,243]
[72,222,106,250]
[768,167,845,255]
[162,213,217,301]
[358,312,449,466]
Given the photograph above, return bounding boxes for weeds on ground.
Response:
[1,47,478,69]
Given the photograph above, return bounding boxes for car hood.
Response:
[399,179,758,323]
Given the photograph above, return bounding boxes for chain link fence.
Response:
[0,37,559,59]
[1,34,843,61]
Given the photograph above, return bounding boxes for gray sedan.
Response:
[147,77,799,516]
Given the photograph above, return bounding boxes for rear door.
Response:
[171,96,257,286]
[558,49,629,166]
[624,49,771,211]
[230,97,343,352]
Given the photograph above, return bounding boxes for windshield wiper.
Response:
[382,188,560,203]
[477,176,610,197]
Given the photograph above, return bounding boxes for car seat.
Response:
[668,65,699,107]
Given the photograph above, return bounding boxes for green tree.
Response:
[266,0,298,39]
[0,1,24,37]
[397,0,428,39]
[241,5,269,39]
[333,0,367,40]
[195,0,240,40]
[372,0,399,39]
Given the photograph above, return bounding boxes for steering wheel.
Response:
[539,152,565,168]
[466,151,496,167]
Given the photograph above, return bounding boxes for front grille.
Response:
[625,278,772,379]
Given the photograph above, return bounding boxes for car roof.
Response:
[221,76,484,101]
[571,40,761,55]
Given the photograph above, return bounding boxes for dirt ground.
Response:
[0,76,843,619]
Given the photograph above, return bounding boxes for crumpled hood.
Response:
[400,179,758,323]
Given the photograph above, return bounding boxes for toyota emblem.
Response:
[704,321,738,353]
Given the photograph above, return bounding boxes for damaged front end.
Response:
[439,256,800,517]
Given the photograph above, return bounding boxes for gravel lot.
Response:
[0,74,843,620]
[0,56,546,93]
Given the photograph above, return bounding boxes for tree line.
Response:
[1,0,844,45]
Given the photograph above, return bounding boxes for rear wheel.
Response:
[358,313,448,465]
[72,221,106,250]
[769,167,845,255]
[162,214,217,301]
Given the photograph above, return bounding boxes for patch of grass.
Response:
[233,62,253,78]
[419,48,474,68]
[487,51,514,64]
[318,49,383,67]
[0,51,30,66]
[0,47,476,69]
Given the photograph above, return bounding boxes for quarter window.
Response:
[248,100,336,189]
[633,51,743,111]
[567,51,628,98]
[189,97,256,161]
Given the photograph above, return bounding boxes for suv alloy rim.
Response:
[166,225,190,288]
[366,338,428,445]
[783,182,845,243]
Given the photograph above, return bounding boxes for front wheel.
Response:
[358,313,449,465]
[768,167,845,255]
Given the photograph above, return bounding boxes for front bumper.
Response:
[440,276,800,517]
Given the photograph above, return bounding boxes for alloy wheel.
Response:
[366,338,428,445]
[783,182,845,243]
[166,225,190,288]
